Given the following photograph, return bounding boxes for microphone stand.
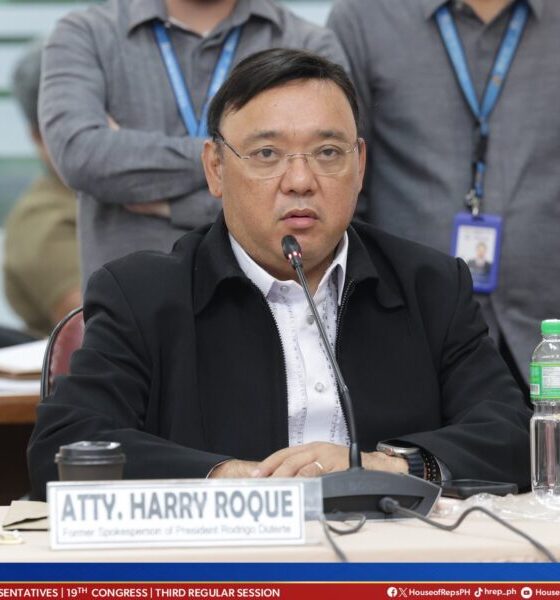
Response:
[281,235,440,520]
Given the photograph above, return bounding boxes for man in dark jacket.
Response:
[28,49,531,500]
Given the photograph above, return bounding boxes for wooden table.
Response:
[0,392,39,503]
[0,500,558,563]
[0,393,39,424]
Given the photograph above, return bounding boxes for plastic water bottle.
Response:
[530,319,560,507]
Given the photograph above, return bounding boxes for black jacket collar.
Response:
[192,214,404,315]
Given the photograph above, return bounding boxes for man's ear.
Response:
[357,137,367,189]
[202,139,223,199]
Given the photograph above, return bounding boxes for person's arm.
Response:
[27,266,231,500]
[39,16,208,208]
[394,259,531,487]
[4,184,82,333]
[35,205,82,329]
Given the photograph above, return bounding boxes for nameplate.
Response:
[47,479,311,550]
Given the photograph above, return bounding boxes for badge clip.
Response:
[465,189,481,218]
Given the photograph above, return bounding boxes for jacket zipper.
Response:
[248,277,356,448]
[335,278,356,439]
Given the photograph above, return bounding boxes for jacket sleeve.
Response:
[39,15,208,207]
[397,259,532,488]
[27,266,231,501]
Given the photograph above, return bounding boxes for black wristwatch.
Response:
[376,442,426,479]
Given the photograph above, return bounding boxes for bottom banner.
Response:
[0,583,558,600]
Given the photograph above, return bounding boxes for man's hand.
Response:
[254,442,347,477]
[253,442,409,478]
[107,114,120,131]
[124,200,171,218]
[361,451,408,474]
[209,445,408,479]
[208,459,260,479]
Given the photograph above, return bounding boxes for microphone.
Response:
[281,235,440,520]
[282,235,361,469]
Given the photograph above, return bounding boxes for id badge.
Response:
[450,212,502,294]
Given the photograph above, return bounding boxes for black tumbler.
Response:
[55,441,126,481]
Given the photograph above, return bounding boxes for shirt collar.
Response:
[227,0,282,30]
[229,232,349,306]
[422,0,542,20]
[422,0,451,19]
[191,214,404,315]
[127,0,282,35]
[528,0,544,19]
[128,0,166,33]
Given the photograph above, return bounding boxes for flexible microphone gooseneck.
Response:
[281,235,361,470]
[281,235,440,520]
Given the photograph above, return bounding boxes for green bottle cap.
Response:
[541,319,560,335]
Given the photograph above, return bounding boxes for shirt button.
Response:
[306,314,314,325]
[280,285,289,293]
[314,382,325,393]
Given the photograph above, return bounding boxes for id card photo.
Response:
[451,213,502,294]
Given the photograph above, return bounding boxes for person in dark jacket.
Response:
[28,49,531,500]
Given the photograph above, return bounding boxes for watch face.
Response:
[377,443,420,457]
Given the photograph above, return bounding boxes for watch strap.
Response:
[377,442,442,482]
[420,450,441,483]
[405,450,425,479]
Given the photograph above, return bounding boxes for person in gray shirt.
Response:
[40,0,348,285]
[328,0,560,397]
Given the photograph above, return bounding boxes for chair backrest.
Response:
[40,306,84,399]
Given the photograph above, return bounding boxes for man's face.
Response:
[202,79,365,283]
[476,243,487,260]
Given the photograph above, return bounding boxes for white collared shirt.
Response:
[230,234,350,448]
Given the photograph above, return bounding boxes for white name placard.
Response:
[47,479,309,550]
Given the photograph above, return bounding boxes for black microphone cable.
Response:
[320,513,367,563]
[379,496,557,562]
[280,235,551,561]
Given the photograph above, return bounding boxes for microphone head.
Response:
[281,235,303,268]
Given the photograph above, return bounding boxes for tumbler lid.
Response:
[55,441,126,465]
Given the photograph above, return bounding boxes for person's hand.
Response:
[124,200,171,218]
[252,442,350,478]
[208,459,260,479]
[107,114,120,131]
[361,451,408,474]
[253,442,409,478]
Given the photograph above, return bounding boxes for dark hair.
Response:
[207,48,359,138]
[12,39,44,131]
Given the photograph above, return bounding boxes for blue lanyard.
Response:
[153,22,242,138]
[435,2,529,213]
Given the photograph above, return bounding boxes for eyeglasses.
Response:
[215,132,361,179]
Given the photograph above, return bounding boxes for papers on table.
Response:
[2,500,49,531]
[0,339,46,395]
[0,339,46,377]
[0,376,40,395]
